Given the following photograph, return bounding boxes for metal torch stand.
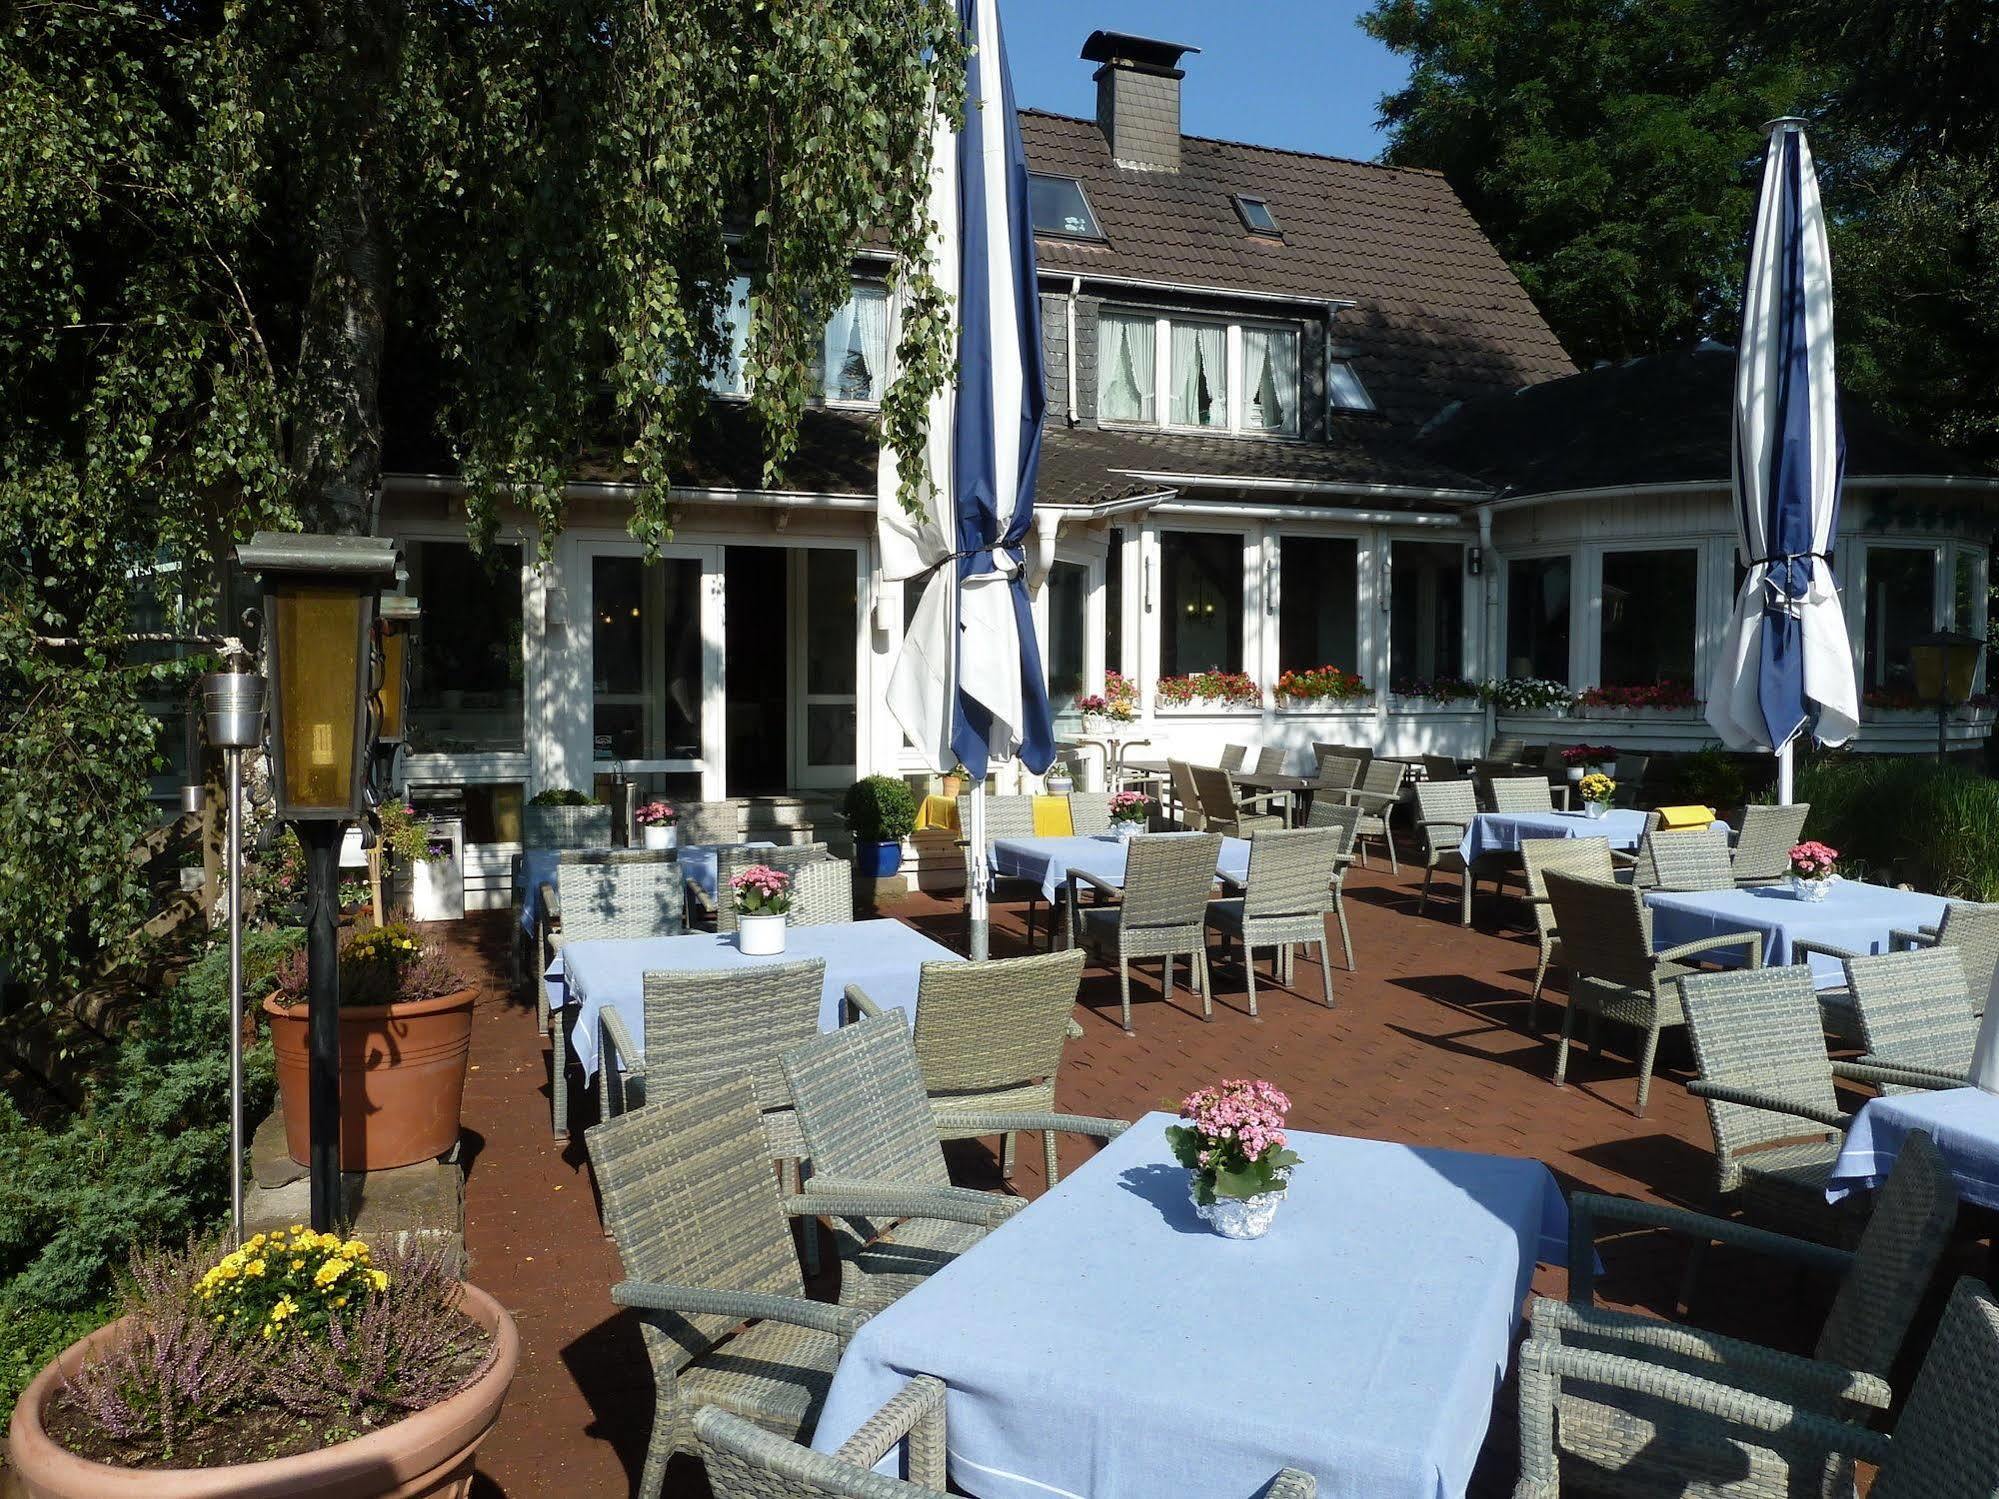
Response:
[298,821,345,1230]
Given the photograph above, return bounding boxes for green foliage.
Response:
[527,787,598,807]
[843,775,919,844]
[0,930,298,1316]
[1792,756,1999,900]
[374,801,432,869]
[0,1296,115,1439]
[1668,745,1750,810]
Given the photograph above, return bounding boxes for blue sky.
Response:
[1002,0,1407,162]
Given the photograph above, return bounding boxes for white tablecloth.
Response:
[544,919,962,1080]
[990,833,1252,905]
[812,1113,1571,1499]
[1827,1087,1999,1210]
[1644,880,1950,989]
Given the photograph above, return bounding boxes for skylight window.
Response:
[1327,358,1375,412]
[1029,174,1103,240]
[1233,194,1280,236]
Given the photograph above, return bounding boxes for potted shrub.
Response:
[526,787,598,806]
[6,1232,518,1498]
[263,924,476,1172]
[843,775,918,879]
[1166,1079,1302,1241]
[730,864,793,955]
[634,800,677,850]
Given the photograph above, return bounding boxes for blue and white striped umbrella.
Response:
[1706,118,1857,797]
[879,0,1052,955]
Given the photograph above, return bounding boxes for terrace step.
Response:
[244,1103,465,1269]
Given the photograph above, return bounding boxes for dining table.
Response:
[1644,879,1951,990]
[513,839,773,936]
[1456,807,1656,865]
[810,1112,1572,1499]
[1827,1087,1999,1211]
[990,831,1251,905]
[543,918,962,1082]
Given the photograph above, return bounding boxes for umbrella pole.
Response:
[1777,740,1794,806]
[969,781,990,960]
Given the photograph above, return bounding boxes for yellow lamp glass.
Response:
[271,582,364,812]
[1913,644,1944,704]
[376,624,409,742]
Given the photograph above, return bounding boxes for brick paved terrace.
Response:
[445,855,1949,1497]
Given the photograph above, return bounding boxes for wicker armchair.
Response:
[1414,780,1480,926]
[1220,744,1249,772]
[542,858,686,1137]
[1487,734,1527,762]
[1303,797,1360,969]
[697,1376,950,1497]
[1313,740,1372,768]
[955,793,1048,946]
[1644,826,1735,892]
[780,1013,1126,1314]
[1892,900,1999,1017]
[1518,1131,1957,1499]
[582,1075,861,1496]
[1519,837,1616,1032]
[1342,757,1408,872]
[677,799,744,847]
[1190,763,1288,838]
[1419,754,1462,783]
[1166,758,1206,830]
[1543,872,1763,1117]
[1309,749,1364,794]
[1842,948,1977,1090]
[845,949,1086,1184]
[523,802,613,850]
[533,847,678,1030]
[1067,792,1113,834]
[1066,832,1225,1033]
[1732,801,1811,886]
[1491,776,1556,814]
[1206,827,1346,1014]
[1246,745,1295,820]
[715,844,833,933]
[1611,752,1650,807]
[1677,965,1949,1244]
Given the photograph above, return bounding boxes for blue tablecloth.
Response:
[544,919,961,1081]
[990,833,1252,905]
[1644,880,1950,990]
[514,841,772,935]
[1828,1087,1999,1210]
[1457,809,1652,865]
[811,1113,1571,1499]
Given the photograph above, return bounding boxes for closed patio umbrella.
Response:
[879,0,1053,959]
[1706,117,1858,802]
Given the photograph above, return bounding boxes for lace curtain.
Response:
[1169,322,1227,427]
[708,276,753,394]
[820,287,888,402]
[1099,313,1155,422]
[1242,327,1299,433]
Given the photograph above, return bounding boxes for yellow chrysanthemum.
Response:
[245,1258,266,1277]
[340,1239,368,1259]
[367,1268,389,1292]
[314,1259,350,1287]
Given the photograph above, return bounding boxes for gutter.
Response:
[1150,499,1465,528]
[380,472,878,514]
[1110,468,1487,505]
[1484,472,1999,515]
[1041,268,1358,316]
[1065,277,1081,426]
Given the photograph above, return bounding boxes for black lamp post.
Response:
[234,532,402,1231]
[1910,628,1984,765]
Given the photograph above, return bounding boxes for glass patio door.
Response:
[586,542,725,798]
[791,546,862,788]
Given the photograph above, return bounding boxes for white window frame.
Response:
[1853,539,1945,696]
[1146,521,1260,696]
[1036,547,1106,721]
[1235,319,1304,438]
[1098,306,1304,441]
[1495,545,1583,689]
[1267,527,1372,693]
[1383,536,1473,690]
[1950,542,1989,692]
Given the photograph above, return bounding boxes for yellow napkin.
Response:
[1655,804,1718,830]
[1032,795,1075,837]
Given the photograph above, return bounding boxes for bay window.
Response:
[1159,531,1244,676]
[1599,548,1697,688]
[1506,555,1571,682]
[1277,536,1358,672]
[1864,546,1937,694]
[1390,541,1464,685]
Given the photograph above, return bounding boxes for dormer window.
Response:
[1327,357,1375,412]
[705,275,889,406]
[1029,174,1104,240]
[1233,194,1280,236]
[1098,309,1300,437]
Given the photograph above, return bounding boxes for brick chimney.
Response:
[1081,31,1199,174]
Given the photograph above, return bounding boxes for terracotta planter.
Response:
[6,1282,518,1498]
[264,988,476,1171]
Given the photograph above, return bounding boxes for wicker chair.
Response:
[1519,837,1615,1032]
[1067,792,1113,835]
[1732,801,1811,886]
[1611,752,1650,807]
[780,1013,1125,1314]
[1677,965,1949,1244]
[845,949,1086,1184]
[1842,948,1977,1090]
[1309,749,1365,793]
[1893,900,1999,1017]
[1314,740,1372,769]
[715,844,832,933]
[1302,797,1360,970]
[523,801,613,849]
[1166,758,1206,830]
[1414,780,1480,926]
[533,847,679,1029]
[1220,744,1249,772]
[1645,826,1735,892]
[543,858,686,1137]
[955,793,1048,946]
[1491,775,1556,814]
[1190,763,1287,838]
[1543,872,1764,1117]
[1067,832,1224,1033]
[1487,734,1527,763]
[1206,827,1346,1015]
[582,1075,859,1495]
[1517,1131,1957,1499]
[677,799,743,847]
[1420,754,1462,783]
[1342,757,1409,873]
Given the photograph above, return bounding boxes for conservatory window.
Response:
[1505,555,1571,683]
[1391,541,1464,684]
[1105,529,1125,674]
[1864,547,1938,694]
[1098,313,1157,424]
[1277,536,1359,674]
[1599,548,1698,689]
[1168,321,1229,429]
[1159,531,1244,676]
[405,540,525,753]
[1046,561,1089,716]
[1239,327,1300,435]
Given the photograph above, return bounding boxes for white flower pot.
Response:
[1190,1179,1287,1240]
[1584,801,1610,819]
[1112,819,1142,842]
[736,912,788,954]
[1565,766,1585,782]
[1045,773,1074,795]
[641,824,677,851]
[1790,875,1833,903]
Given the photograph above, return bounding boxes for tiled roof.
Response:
[1037,421,1487,509]
[1020,110,1577,427]
[1419,344,1995,497]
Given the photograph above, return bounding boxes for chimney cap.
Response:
[1080,31,1199,73]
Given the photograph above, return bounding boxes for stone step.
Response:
[246,1105,465,1270]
